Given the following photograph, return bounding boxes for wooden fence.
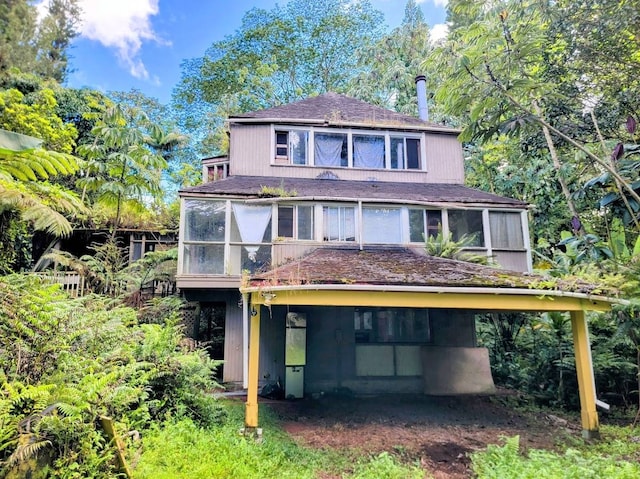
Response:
[34,272,176,301]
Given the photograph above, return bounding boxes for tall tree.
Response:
[76,105,171,234]
[173,0,384,158]
[0,0,80,82]
[34,0,81,83]
[348,0,432,116]
[428,0,640,246]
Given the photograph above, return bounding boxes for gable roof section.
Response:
[232,92,453,131]
[180,175,527,207]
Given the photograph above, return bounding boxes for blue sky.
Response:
[53,0,448,105]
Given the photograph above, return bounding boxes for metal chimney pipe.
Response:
[415,75,429,121]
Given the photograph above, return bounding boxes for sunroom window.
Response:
[278,205,314,240]
[448,210,485,247]
[182,200,226,274]
[362,207,402,243]
[323,206,356,241]
[409,209,442,242]
[489,211,524,249]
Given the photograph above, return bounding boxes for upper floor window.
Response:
[489,211,524,250]
[323,206,356,241]
[275,130,308,165]
[278,205,314,240]
[448,210,484,247]
[273,126,423,171]
[409,209,442,242]
[353,135,385,169]
[391,137,421,169]
[315,132,348,167]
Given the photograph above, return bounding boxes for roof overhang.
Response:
[242,284,616,312]
[228,117,462,135]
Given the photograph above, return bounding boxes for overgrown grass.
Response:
[471,427,640,479]
[135,401,425,479]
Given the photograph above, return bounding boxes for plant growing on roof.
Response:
[424,229,488,264]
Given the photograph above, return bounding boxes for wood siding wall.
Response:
[229,124,465,184]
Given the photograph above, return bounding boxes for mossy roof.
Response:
[248,247,607,296]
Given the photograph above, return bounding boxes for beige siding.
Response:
[493,251,529,273]
[229,124,272,176]
[229,124,465,184]
[425,134,465,183]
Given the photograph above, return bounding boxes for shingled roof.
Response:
[180,175,527,207]
[232,92,447,129]
[248,247,605,296]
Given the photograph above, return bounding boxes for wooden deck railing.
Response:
[34,272,176,300]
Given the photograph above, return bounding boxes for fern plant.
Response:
[424,229,489,264]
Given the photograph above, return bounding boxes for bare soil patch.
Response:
[266,393,579,478]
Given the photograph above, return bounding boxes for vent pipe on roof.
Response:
[415,75,429,122]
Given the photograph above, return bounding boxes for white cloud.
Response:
[430,23,449,43]
[75,0,167,80]
[416,0,449,6]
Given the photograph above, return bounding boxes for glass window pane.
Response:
[297,206,314,240]
[353,135,385,169]
[425,210,442,239]
[182,244,225,274]
[409,209,425,242]
[449,210,484,247]
[362,208,402,244]
[315,133,347,167]
[323,206,355,241]
[278,206,294,238]
[290,130,308,165]
[390,137,404,169]
[490,212,524,249]
[406,138,421,169]
[184,200,226,242]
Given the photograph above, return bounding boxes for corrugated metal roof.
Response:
[180,175,527,207]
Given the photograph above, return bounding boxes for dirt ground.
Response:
[265,392,580,478]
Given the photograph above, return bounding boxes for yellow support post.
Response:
[570,310,600,439]
[245,302,261,430]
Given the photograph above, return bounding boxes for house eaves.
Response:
[179,176,528,208]
[243,247,623,311]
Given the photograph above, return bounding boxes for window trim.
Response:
[271,125,425,171]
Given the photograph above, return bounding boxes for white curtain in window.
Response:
[315,134,344,166]
[362,208,402,243]
[232,203,272,260]
[490,212,523,249]
[353,136,384,168]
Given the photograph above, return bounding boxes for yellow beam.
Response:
[245,302,261,429]
[570,311,600,439]
[250,289,611,312]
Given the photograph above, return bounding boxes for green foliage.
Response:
[76,104,172,231]
[0,274,224,476]
[425,229,488,264]
[0,1,80,83]
[173,0,384,157]
[471,435,640,479]
[347,452,423,479]
[135,404,421,479]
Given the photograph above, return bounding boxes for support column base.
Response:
[240,427,263,442]
[582,429,601,441]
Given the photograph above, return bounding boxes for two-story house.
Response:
[177,83,613,437]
